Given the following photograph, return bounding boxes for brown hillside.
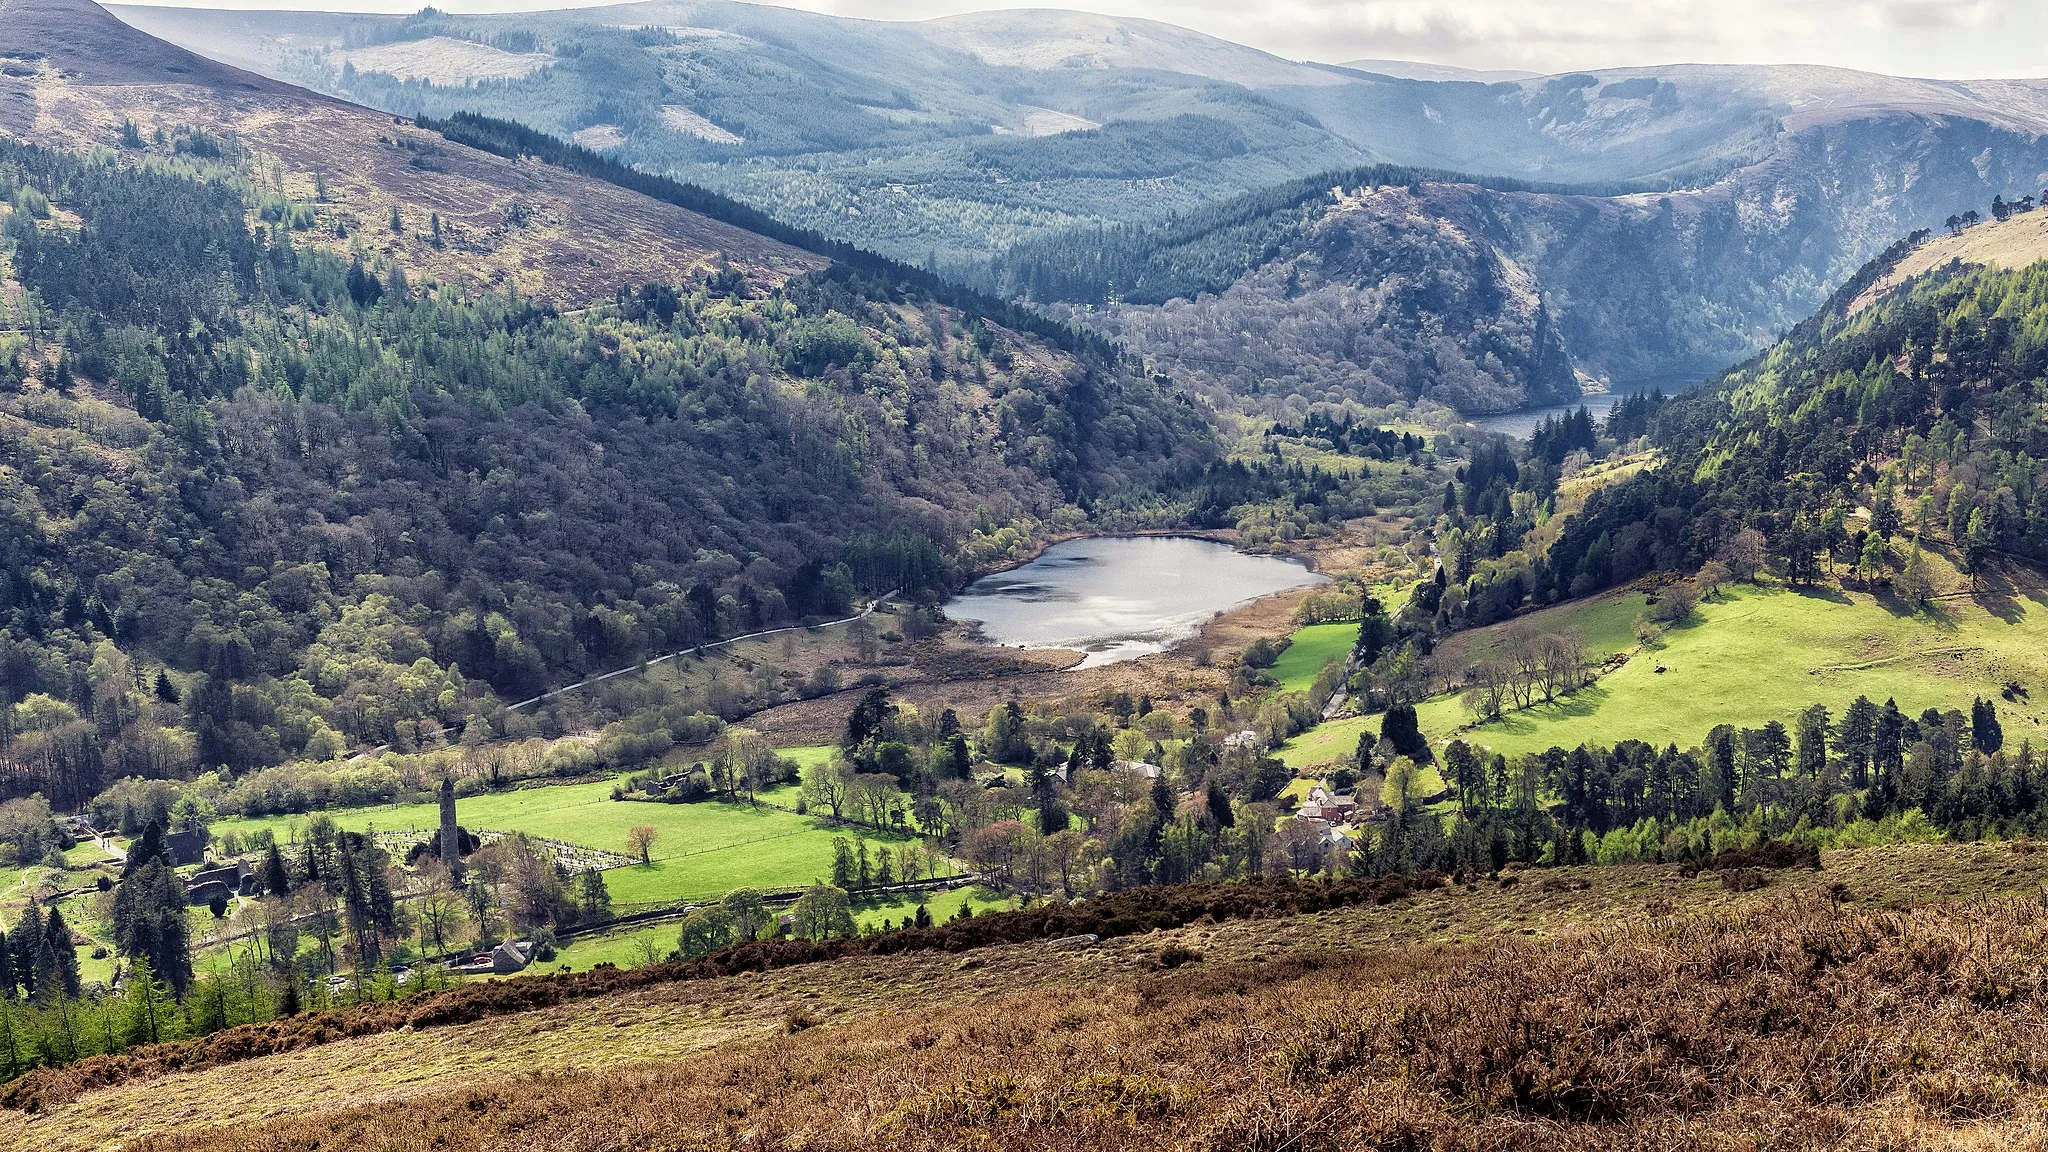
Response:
[0,0,824,304]
[7,844,2048,1150]
[1849,207,2048,313]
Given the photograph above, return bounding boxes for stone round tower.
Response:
[439,775,463,879]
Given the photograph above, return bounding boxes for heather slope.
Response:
[6,844,2047,1150]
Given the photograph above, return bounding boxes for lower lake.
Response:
[943,536,1328,668]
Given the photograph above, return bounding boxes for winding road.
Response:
[502,592,898,713]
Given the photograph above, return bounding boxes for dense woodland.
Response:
[0,136,1218,804]
[1421,232,2048,638]
[984,163,1610,308]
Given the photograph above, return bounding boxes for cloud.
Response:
[110,0,2048,78]
[1868,0,1992,31]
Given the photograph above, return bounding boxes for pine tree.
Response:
[124,822,167,877]
[1203,778,1235,828]
[39,907,81,999]
[261,844,292,897]
[1706,726,1739,814]
[1973,698,2005,754]
[11,907,42,1001]
[577,869,610,922]
[113,858,193,995]
[118,960,168,1047]
[830,837,855,889]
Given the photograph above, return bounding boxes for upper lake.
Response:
[943,536,1327,668]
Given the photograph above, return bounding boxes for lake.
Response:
[944,536,1327,668]
[1468,372,1705,440]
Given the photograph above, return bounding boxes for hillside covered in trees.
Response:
[0,6,1219,807]
[1008,116,2048,413]
[1344,213,2048,667]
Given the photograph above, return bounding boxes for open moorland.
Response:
[6,842,2047,1150]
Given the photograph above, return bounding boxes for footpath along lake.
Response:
[943,536,1326,668]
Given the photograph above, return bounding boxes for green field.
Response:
[541,886,1010,972]
[1268,623,1354,694]
[1430,588,1648,670]
[779,745,837,770]
[1423,581,2048,757]
[850,885,1009,931]
[1277,716,1375,771]
[1272,575,2048,781]
[210,778,905,905]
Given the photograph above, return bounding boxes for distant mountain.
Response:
[923,9,1354,90]
[113,0,1374,268]
[1339,59,1540,83]
[109,1,2048,411]
[1280,63,2048,189]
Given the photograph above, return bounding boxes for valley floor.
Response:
[13,842,2048,1150]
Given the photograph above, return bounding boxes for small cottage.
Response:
[1111,760,1163,780]
[165,827,208,867]
[492,939,536,974]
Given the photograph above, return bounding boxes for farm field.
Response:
[1426,578,2048,757]
[1267,622,1354,694]
[777,745,837,771]
[209,777,908,905]
[543,886,1011,972]
[1429,586,1648,669]
[1276,715,1374,771]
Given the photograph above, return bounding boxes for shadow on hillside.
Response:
[1495,683,1613,734]
[1971,562,2029,624]
[1874,590,1957,629]
[1789,584,1852,606]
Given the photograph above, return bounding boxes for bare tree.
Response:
[626,825,658,866]
[1721,528,1768,583]
[1539,632,1586,700]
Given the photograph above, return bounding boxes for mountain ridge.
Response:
[5,0,825,305]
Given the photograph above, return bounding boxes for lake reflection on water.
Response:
[944,536,1327,668]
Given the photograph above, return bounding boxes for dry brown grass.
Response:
[118,878,2048,1151]
[1851,210,2048,315]
[8,843,2048,1151]
[0,0,825,307]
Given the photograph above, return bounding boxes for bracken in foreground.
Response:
[123,884,2048,1151]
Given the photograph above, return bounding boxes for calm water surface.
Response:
[1469,372,1704,440]
[944,536,1327,668]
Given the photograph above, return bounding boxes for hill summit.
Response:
[0,0,820,303]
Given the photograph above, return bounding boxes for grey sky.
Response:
[111,0,2048,78]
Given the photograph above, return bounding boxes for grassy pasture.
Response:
[1268,622,1354,694]
[542,886,1010,972]
[1429,587,1647,670]
[209,778,891,905]
[1276,716,1374,771]
[1429,578,2048,757]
